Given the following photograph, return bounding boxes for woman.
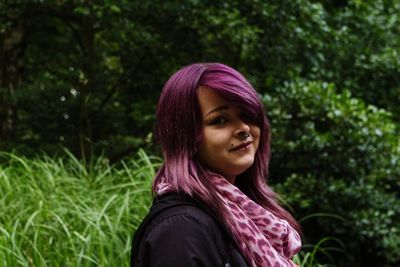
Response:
[131,63,302,267]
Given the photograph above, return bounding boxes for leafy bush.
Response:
[266,80,400,266]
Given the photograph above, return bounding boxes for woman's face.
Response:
[197,86,260,183]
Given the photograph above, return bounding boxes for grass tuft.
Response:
[0,149,160,266]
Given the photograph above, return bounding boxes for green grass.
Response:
[293,237,348,267]
[0,149,337,266]
[0,149,159,266]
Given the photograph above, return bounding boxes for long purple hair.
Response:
[153,63,301,233]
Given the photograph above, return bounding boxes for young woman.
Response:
[131,63,302,267]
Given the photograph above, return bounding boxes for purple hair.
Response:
[154,63,301,233]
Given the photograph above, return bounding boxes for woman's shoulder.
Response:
[146,192,218,236]
[131,193,228,266]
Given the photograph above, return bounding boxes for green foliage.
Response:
[2,0,399,156]
[293,237,348,267]
[0,150,160,266]
[267,80,400,265]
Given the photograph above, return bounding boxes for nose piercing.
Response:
[239,132,250,140]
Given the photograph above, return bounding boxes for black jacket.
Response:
[131,192,249,267]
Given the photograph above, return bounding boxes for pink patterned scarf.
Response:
[156,174,302,267]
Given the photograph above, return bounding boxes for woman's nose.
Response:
[234,120,251,139]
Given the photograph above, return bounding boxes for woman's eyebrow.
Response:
[204,106,229,117]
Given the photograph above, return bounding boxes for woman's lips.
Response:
[229,141,253,151]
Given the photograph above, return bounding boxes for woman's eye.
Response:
[210,117,227,125]
[241,112,252,123]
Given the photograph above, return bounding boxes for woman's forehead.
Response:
[198,87,250,119]
[198,87,232,112]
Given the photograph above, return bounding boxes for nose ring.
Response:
[239,132,250,140]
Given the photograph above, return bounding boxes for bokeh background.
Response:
[0,0,399,266]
